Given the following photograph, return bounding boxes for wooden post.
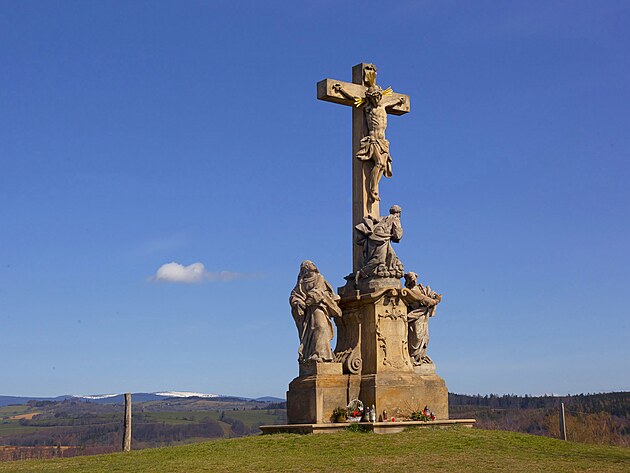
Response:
[122,393,132,451]
[559,402,567,441]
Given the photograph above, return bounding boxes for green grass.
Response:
[218,409,285,424]
[135,409,283,431]
[1,427,629,472]
[135,412,198,425]
[0,407,31,418]
[0,425,57,436]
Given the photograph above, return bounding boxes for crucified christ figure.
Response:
[333,82,406,205]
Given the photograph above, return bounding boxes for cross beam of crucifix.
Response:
[317,63,410,273]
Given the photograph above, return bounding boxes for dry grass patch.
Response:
[8,414,40,421]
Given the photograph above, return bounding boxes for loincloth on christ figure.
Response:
[356,136,393,176]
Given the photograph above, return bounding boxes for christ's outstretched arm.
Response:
[333,83,361,103]
[384,94,406,110]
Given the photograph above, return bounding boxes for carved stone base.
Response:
[337,286,415,375]
[287,373,360,424]
[299,361,343,377]
[413,361,437,375]
[288,281,449,424]
[358,372,448,420]
[286,371,448,424]
[357,277,402,294]
[338,277,402,298]
[330,284,448,420]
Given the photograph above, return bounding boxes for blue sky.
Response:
[1,1,629,398]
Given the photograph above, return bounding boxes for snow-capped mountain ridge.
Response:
[155,391,219,398]
[0,391,284,407]
[69,391,223,402]
[74,394,119,400]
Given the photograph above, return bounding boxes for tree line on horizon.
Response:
[449,391,630,447]
[449,391,630,416]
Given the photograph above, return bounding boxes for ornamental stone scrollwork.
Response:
[333,308,362,374]
[375,290,410,370]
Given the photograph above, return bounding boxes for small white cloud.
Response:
[150,262,258,284]
[152,262,206,284]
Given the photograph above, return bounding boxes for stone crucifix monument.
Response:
[284,63,450,427]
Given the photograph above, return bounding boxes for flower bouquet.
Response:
[410,405,436,422]
[346,399,364,422]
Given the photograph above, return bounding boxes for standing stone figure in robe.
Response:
[355,205,405,280]
[404,272,442,365]
[290,260,342,363]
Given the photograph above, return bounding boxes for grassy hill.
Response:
[0,427,628,473]
[3,391,629,461]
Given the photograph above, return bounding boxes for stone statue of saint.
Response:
[333,81,406,204]
[289,261,342,363]
[404,272,442,365]
[355,205,404,280]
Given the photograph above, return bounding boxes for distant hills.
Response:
[1,391,627,454]
[0,391,285,407]
[0,395,70,407]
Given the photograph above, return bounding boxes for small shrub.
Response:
[332,407,347,423]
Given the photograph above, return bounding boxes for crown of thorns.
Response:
[366,86,383,97]
[355,86,392,107]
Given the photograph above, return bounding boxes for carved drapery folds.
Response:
[354,205,404,280]
[330,63,406,207]
[290,263,443,373]
[402,272,442,366]
[290,261,342,364]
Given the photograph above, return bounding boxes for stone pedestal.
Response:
[358,372,448,420]
[286,284,449,424]
[286,363,360,424]
[336,283,449,419]
[286,367,448,424]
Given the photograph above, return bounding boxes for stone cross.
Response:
[317,63,410,273]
